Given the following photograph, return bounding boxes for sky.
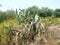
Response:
[0,0,60,11]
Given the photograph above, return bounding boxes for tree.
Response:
[6,10,16,19]
[39,7,53,17]
[0,10,16,23]
[0,11,6,22]
[26,6,40,17]
[54,9,60,17]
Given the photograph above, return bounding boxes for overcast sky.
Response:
[0,0,60,11]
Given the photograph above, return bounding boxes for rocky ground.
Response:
[29,25,60,45]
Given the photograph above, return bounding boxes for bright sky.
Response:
[0,0,60,11]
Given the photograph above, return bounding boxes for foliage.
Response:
[0,6,60,45]
[0,6,60,23]
[54,9,60,17]
[0,10,16,23]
